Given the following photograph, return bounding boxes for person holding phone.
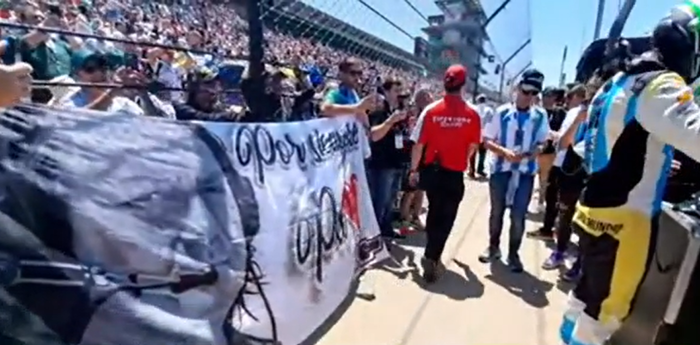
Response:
[320,58,378,123]
[58,50,143,115]
[367,77,409,241]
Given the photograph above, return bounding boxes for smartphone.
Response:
[124,52,140,70]
[372,75,382,94]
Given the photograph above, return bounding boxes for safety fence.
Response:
[0,0,443,114]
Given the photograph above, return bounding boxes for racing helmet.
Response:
[652,1,700,82]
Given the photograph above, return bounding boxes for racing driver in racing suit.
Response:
[558,2,700,345]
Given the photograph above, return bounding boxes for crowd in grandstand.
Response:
[0,0,443,121]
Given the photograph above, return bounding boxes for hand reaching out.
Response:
[387,110,407,125]
[0,63,33,107]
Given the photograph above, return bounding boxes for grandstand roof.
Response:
[251,0,425,70]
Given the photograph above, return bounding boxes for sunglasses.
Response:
[521,89,539,96]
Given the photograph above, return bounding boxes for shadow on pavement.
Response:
[376,242,419,280]
[526,210,544,223]
[485,260,554,308]
[467,175,489,183]
[408,259,485,301]
[556,279,575,294]
[298,279,360,345]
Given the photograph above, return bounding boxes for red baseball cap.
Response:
[444,64,467,88]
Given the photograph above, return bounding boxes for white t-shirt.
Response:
[149,60,184,102]
[61,90,145,116]
[554,105,583,167]
[474,103,495,129]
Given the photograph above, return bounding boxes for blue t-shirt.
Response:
[324,85,359,105]
[1,36,18,65]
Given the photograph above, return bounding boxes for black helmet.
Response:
[652,2,700,81]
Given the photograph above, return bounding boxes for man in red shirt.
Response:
[408,64,481,283]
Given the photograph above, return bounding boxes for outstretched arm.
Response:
[637,72,700,162]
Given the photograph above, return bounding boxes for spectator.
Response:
[174,67,242,121]
[478,69,550,273]
[533,87,566,213]
[408,64,481,283]
[367,77,409,241]
[529,85,582,242]
[398,87,433,231]
[468,93,492,178]
[538,83,587,277]
[320,58,377,122]
[59,49,143,115]
[143,47,182,102]
[17,7,81,81]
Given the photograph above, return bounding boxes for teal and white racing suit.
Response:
[560,70,700,345]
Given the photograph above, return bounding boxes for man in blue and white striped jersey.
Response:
[477,69,550,273]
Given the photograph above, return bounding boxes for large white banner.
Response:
[0,106,386,345]
[204,116,387,344]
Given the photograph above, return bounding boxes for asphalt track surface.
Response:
[305,177,572,345]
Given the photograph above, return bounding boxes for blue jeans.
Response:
[367,168,404,236]
[488,171,535,258]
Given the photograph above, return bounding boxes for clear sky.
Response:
[301,0,677,90]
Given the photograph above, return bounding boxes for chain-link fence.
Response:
[255,0,445,97]
[0,0,532,118]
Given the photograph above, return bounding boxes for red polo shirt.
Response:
[414,95,481,172]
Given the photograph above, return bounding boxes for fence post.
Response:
[245,0,266,117]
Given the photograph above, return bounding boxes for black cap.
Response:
[519,69,545,92]
[542,86,560,96]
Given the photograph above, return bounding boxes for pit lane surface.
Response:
[307,177,570,345]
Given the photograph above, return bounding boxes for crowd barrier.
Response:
[0,104,389,345]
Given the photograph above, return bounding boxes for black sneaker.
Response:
[421,257,444,284]
[526,228,554,241]
[478,247,502,263]
[507,255,524,273]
